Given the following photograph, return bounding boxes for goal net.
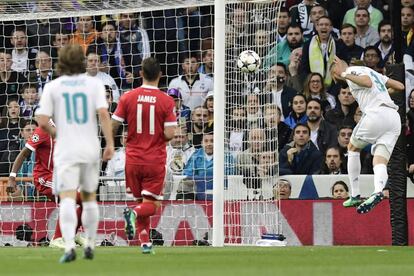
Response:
[0,0,283,247]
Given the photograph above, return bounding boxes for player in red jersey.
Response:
[112,57,177,254]
[7,120,84,248]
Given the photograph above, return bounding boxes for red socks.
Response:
[133,202,157,244]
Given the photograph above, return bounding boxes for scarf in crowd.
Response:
[298,1,313,32]
[36,69,53,96]
[309,35,335,87]
[407,28,414,46]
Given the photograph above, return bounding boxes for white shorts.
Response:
[351,106,401,155]
[54,162,100,194]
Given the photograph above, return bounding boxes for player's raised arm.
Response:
[385,78,405,93]
[332,56,373,88]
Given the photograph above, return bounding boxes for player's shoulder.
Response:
[30,127,49,143]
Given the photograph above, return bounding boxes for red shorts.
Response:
[34,176,54,200]
[125,163,165,200]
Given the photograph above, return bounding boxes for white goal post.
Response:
[0,0,284,247]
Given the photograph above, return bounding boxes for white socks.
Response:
[59,197,77,252]
[81,201,99,249]
[347,151,361,197]
[373,164,388,194]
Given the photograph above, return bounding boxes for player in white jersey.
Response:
[36,45,114,263]
[330,57,405,214]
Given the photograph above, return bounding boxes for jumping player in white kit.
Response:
[36,44,114,262]
[330,56,405,214]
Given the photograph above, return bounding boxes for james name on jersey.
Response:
[137,95,157,103]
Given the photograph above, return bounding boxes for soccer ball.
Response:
[237,50,261,73]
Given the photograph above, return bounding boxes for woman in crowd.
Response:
[303,72,336,114]
[284,94,308,129]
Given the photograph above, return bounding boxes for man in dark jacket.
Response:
[325,86,357,129]
[279,123,323,175]
[263,63,297,120]
[306,99,338,155]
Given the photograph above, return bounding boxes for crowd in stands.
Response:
[0,0,413,201]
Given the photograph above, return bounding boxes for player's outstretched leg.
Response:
[123,207,136,240]
[59,248,76,263]
[343,195,363,208]
[356,192,384,214]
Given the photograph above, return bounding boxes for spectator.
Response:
[0,98,21,176]
[353,106,363,125]
[284,94,308,129]
[287,47,304,92]
[374,20,394,67]
[401,6,414,49]
[331,180,349,199]
[263,63,297,120]
[104,85,117,115]
[343,0,384,29]
[254,28,271,58]
[167,88,191,124]
[91,21,134,90]
[363,46,383,73]
[336,24,364,64]
[186,106,208,148]
[300,16,338,87]
[184,132,234,178]
[105,128,128,178]
[264,24,304,69]
[51,31,70,67]
[303,4,340,41]
[354,7,380,48]
[289,0,319,34]
[273,178,292,200]
[279,123,323,175]
[257,150,278,188]
[198,49,213,77]
[306,99,338,154]
[406,89,414,169]
[319,0,354,29]
[164,126,195,199]
[70,16,99,54]
[325,86,357,129]
[246,94,262,129]
[118,12,151,83]
[85,51,121,102]
[10,27,37,73]
[168,52,214,110]
[303,72,336,113]
[26,2,60,48]
[337,125,353,156]
[263,104,292,152]
[166,126,195,177]
[27,49,55,96]
[19,83,38,119]
[320,146,347,174]
[276,7,290,43]
[236,128,266,187]
[0,50,27,114]
[227,106,248,155]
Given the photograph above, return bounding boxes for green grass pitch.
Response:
[1,246,414,276]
